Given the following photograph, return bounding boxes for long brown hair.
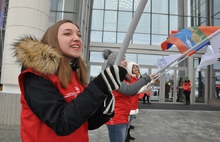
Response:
[41,19,87,88]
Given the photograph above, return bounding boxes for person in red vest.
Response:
[126,62,144,140]
[103,50,156,142]
[13,19,128,142]
[180,76,192,105]
[216,84,220,98]
[143,90,151,104]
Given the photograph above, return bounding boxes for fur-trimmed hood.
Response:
[13,36,61,75]
[127,62,141,79]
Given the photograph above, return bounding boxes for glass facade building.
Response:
[89,0,220,105]
[0,0,220,125]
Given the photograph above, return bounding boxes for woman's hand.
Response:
[150,73,158,80]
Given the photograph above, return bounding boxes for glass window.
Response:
[135,13,150,33]
[138,54,162,66]
[152,0,168,14]
[62,13,77,21]
[187,0,192,16]
[90,31,102,42]
[140,68,149,74]
[213,13,220,26]
[214,62,220,69]
[119,0,133,11]
[214,17,220,26]
[194,57,207,70]
[191,1,197,18]
[92,10,104,30]
[50,0,78,24]
[90,51,104,62]
[214,0,220,14]
[151,68,158,75]
[126,53,137,63]
[50,12,77,23]
[64,0,78,12]
[0,0,6,15]
[103,31,116,42]
[169,16,178,32]
[104,11,117,31]
[50,0,58,11]
[169,0,178,14]
[49,12,56,26]
[195,71,205,103]
[199,1,206,18]
[117,32,126,43]
[214,71,220,99]
[105,0,118,10]
[200,19,207,26]
[56,12,64,21]
[152,34,167,46]
[187,15,192,27]
[57,0,64,11]
[90,65,102,80]
[118,11,132,32]
[133,0,151,12]
[152,14,168,35]
[93,0,105,9]
[193,57,199,68]
[145,0,151,12]
[133,33,150,45]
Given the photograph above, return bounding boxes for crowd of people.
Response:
[13,19,192,142]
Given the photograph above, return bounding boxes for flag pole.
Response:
[114,0,149,65]
[146,29,220,89]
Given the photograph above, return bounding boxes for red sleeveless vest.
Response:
[19,69,88,142]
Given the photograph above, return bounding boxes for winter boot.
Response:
[130,125,135,129]
[127,128,135,140]
[125,137,130,142]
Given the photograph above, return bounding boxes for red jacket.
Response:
[19,69,88,142]
[129,76,143,111]
[182,81,191,91]
[106,80,131,125]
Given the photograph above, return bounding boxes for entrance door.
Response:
[194,70,206,103]
[214,71,220,99]
[164,68,186,103]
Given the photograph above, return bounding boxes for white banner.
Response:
[155,54,182,69]
[197,45,220,71]
[209,29,220,54]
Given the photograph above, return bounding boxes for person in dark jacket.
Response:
[13,19,127,142]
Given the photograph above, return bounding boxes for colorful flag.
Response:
[196,45,220,71]
[161,26,220,54]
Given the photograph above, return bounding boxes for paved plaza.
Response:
[1,104,220,142]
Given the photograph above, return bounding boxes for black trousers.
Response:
[143,93,150,103]
[184,90,191,104]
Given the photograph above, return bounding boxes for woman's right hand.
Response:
[150,73,158,80]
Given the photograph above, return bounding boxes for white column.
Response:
[0,0,51,125]
[1,0,51,93]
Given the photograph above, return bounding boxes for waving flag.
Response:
[209,29,220,54]
[197,45,220,71]
[161,26,220,54]
[155,54,182,69]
